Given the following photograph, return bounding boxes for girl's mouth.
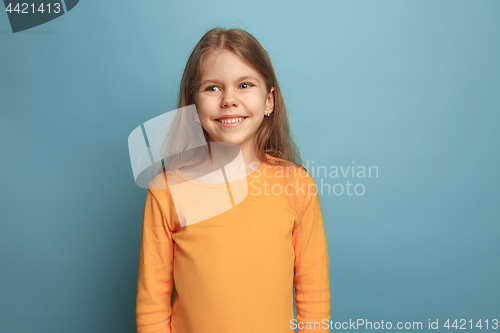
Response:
[216,116,248,127]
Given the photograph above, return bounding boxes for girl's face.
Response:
[194,49,274,153]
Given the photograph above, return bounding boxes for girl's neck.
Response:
[205,141,262,176]
[234,143,263,176]
[178,144,263,181]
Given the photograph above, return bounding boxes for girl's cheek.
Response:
[193,98,205,112]
[195,103,209,116]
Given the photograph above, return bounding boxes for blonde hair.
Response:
[160,27,304,173]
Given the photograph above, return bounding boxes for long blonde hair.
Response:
[160,27,304,174]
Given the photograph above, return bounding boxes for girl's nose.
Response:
[221,88,239,108]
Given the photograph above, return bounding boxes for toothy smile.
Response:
[216,117,247,124]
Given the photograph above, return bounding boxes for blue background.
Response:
[1,0,499,332]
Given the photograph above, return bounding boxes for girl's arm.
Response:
[136,189,175,333]
[292,173,331,332]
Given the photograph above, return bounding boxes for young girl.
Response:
[136,28,330,333]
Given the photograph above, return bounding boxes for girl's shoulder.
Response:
[262,153,313,183]
[148,171,170,191]
[148,168,188,191]
[263,152,300,167]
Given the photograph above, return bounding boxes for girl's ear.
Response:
[265,87,275,114]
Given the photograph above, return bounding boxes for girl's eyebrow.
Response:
[199,76,260,86]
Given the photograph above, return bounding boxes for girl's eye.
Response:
[206,86,221,92]
[239,83,253,89]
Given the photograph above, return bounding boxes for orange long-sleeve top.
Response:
[136,153,331,333]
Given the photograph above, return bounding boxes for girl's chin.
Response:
[208,138,242,145]
[206,136,250,148]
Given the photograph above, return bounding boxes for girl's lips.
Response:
[216,117,248,127]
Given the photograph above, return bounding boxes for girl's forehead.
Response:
[203,48,235,61]
[203,50,246,67]
[199,50,262,80]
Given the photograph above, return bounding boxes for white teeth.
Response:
[220,117,244,124]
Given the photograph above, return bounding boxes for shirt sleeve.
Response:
[292,172,331,332]
[136,189,175,333]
